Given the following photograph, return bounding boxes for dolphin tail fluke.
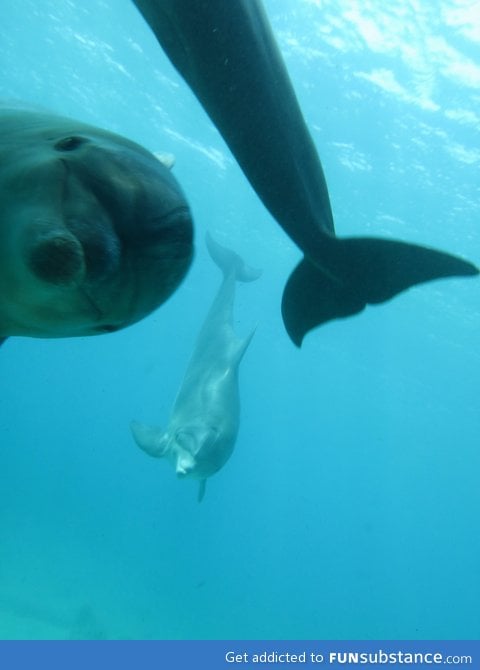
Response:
[206,232,262,282]
[130,420,167,458]
[282,236,479,347]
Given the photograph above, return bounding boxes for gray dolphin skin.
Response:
[0,108,193,345]
[133,0,479,346]
[131,234,260,502]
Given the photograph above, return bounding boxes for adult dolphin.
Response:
[131,234,260,502]
[0,108,193,345]
[132,0,478,346]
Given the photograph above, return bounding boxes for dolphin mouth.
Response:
[65,212,121,283]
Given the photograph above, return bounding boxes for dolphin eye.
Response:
[54,136,86,151]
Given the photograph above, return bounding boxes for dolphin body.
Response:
[133,0,478,346]
[131,234,260,502]
[0,108,193,346]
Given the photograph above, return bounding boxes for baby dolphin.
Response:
[0,108,193,343]
[131,233,260,502]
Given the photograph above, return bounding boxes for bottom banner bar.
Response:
[0,640,477,669]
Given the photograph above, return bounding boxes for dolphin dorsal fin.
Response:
[154,151,175,169]
[198,480,207,503]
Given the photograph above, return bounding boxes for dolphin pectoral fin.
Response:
[231,329,256,367]
[282,238,479,346]
[130,420,167,458]
[0,338,6,347]
[198,479,207,503]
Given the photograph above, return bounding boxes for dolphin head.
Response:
[172,424,233,480]
[0,109,193,338]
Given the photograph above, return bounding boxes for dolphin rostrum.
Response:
[131,233,260,502]
[132,0,478,345]
[0,108,193,345]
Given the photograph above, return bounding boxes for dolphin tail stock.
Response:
[130,420,168,458]
[206,232,262,283]
[282,235,479,347]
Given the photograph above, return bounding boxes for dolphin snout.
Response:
[27,230,85,285]
[176,453,196,478]
[176,462,191,478]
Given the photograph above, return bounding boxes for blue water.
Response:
[1,0,479,640]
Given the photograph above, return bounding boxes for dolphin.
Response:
[0,107,193,345]
[131,233,260,502]
[132,0,478,346]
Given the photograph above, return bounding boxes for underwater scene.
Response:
[0,0,479,640]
